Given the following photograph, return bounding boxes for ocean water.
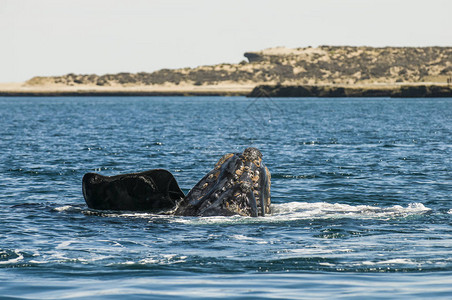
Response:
[0,96,451,299]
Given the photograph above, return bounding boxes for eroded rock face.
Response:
[244,52,265,63]
[82,148,271,217]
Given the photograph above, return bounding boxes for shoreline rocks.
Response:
[248,84,452,98]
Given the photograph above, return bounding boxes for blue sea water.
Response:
[0,96,451,299]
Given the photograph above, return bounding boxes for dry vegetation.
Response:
[26,46,452,87]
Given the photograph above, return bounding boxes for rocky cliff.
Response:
[26,46,452,87]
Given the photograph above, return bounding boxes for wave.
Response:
[0,249,24,265]
[52,201,432,225]
[270,201,431,220]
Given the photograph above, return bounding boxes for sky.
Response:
[1,0,451,82]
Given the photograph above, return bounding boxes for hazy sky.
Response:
[1,0,451,82]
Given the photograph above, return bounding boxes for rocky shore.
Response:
[248,84,452,98]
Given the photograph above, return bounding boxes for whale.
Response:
[82,147,271,217]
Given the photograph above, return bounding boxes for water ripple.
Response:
[1,97,452,298]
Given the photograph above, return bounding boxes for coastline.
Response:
[249,83,452,98]
[0,83,253,97]
[1,82,452,98]
[3,46,450,98]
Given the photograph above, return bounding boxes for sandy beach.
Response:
[0,82,254,96]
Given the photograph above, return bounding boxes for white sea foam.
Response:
[139,254,187,265]
[359,258,415,266]
[319,262,335,267]
[54,205,74,212]
[232,234,260,241]
[268,201,431,221]
[78,201,431,225]
[232,234,268,244]
[113,254,188,266]
[81,209,167,220]
[377,258,415,264]
[56,240,76,249]
[172,215,250,225]
[0,250,24,265]
[174,202,431,224]
[29,259,47,264]
[289,248,335,255]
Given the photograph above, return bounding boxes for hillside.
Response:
[25,46,452,89]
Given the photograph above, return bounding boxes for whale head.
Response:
[175,147,271,217]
